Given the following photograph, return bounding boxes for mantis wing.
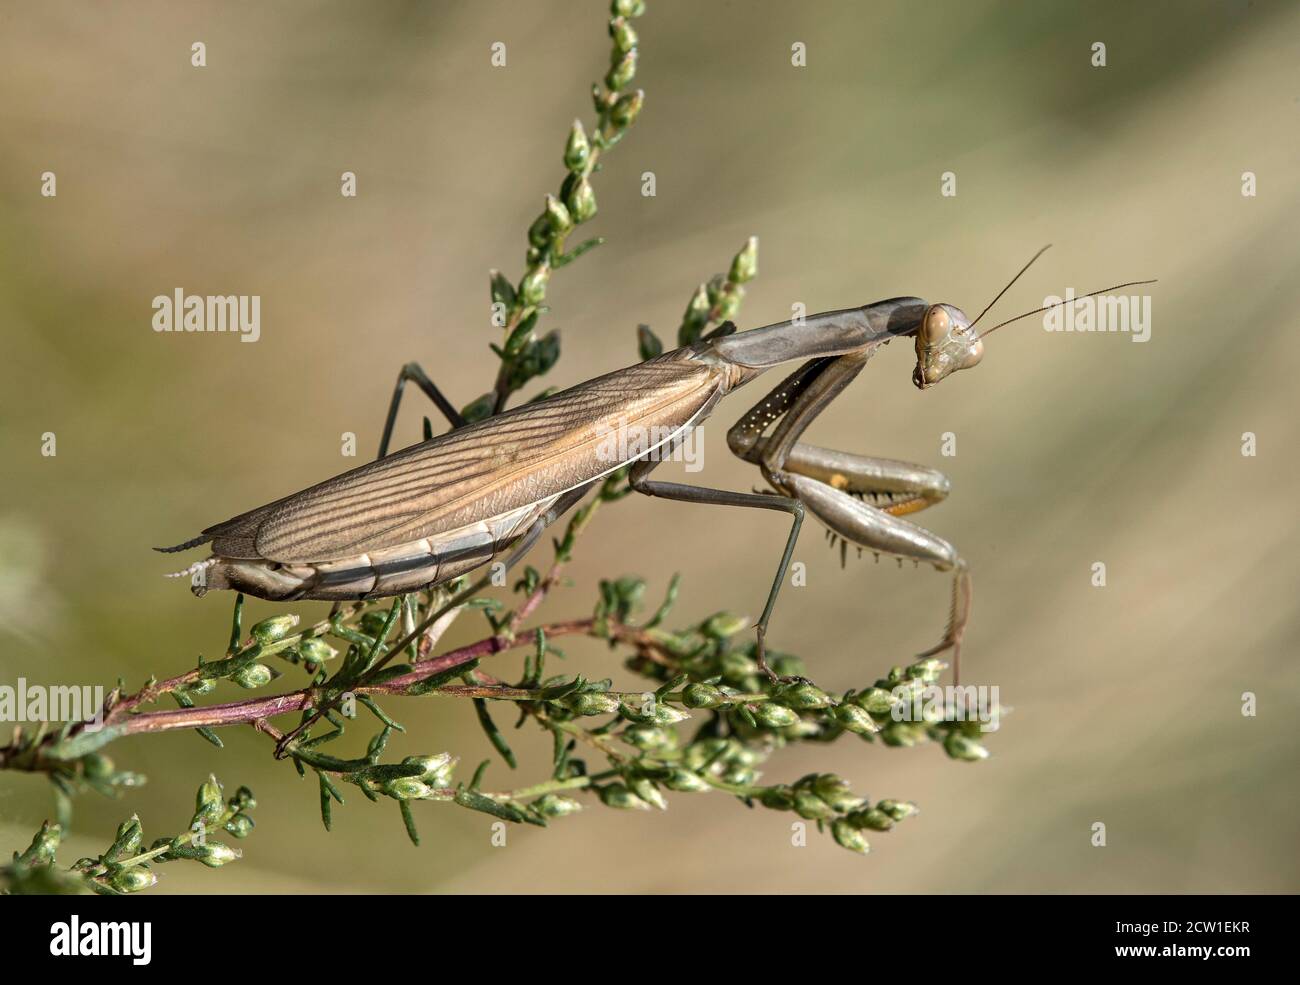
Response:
[203,354,723,563]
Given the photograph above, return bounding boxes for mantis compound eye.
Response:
[921,304,951,342]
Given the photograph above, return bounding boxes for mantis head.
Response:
[912,303,982,389]
[910,246,1157,392]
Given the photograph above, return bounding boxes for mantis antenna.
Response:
[969,243,1054,330]
[979,278,1159,340]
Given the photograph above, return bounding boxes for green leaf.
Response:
[399,801,420,846]
[637,323,663,360]
[318,773,335,831]
[460,393,496,424]
[195,727,224,749]
[45,724,128,761]
[455,788,527,824]
[489,269,516,310]
[472,698,517,769]
[197,642,264,681]
[405,659,480,696]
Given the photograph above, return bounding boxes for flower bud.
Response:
[834,702,879,734]
[760,787,796,811]
[231,786,257,811]
[878,798,918,821]
[682,737,729,771]
[630,777,668,810]
[598,783,649,810]
[566,176,597,223]
[682,682,726,709]
[534,794,583,818]
[83,753,114,779]
[110,816,143,858]
[636,323,662,361]
[608,16,637,53]
[24,822,61,864]
[621,724,677,752]
[197,843,241,868]
[232,663,273,689]
[564,119,591,173]
[907,657,946,682]
[702,612,748,639]
[194,775,224,824]
[384,777,433,800]
[113,866,157,892]
[856,687,898,714]
[729,236,759,284]
[832,818,871,855]
[663,769,710,793]
[848,807,895,832]
[402,753,455,779]
[781,682,833,710]
[813,774,864,812]
[519,264,551,306]
[609,89,643,128]
[298,637,337,665]
[361,611,396,637]
[715,290,741,322]
[528,213,552,249]
[793,791,836,821]
[721,766,757,787]
[620,696,690,725]
[224,814,255,839]
[544,193,573,235]
[944,732,990,761]
[564,691,621,716]
[679,286,710,343]
[250,614,298,644]
[592,83,615,115]
[605,49,637,90]
[750,702,799,728]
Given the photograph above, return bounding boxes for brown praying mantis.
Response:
[159,246,1153,682]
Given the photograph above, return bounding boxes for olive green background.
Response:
[2,0,1297,893]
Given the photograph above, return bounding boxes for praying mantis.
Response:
[159,245,1152,681]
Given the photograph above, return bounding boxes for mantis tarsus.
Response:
[160,246,1154,682]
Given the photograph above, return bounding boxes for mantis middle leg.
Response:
[628,456,805,683]
[378,362,468,458]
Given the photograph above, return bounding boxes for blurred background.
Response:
[2,0,1298,893]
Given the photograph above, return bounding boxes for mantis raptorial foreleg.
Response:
[727,352,972,679]
[779,468,971,678]
[628,456,805,682]
[378,361,467,458]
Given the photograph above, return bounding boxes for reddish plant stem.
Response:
[100,616,672,740]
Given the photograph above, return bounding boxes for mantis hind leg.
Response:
[770,457,971,682]
[628,456,805,684]
[378,362,468,458]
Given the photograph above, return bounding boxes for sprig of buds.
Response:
[471,0,650,418]
[637,236,759,359]
[1,776,256,895]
